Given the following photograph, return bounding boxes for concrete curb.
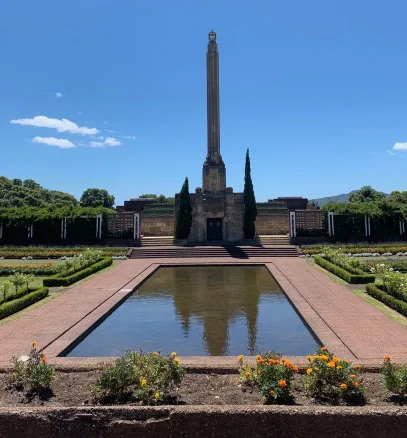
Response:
[0,405,407,438]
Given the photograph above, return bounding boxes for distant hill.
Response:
[312,190,389,208]
[0,176,78,208]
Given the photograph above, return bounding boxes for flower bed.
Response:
[43,257,112,287]
[365,283,407,317]
[0,264,58,276]
[0,247,127,259]
[314,256,375,284]
[302,244,407,256]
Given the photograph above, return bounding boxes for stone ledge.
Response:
[1,405,407,438]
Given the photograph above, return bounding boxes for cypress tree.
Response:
[175,177,192,239]
[243,148,257,239]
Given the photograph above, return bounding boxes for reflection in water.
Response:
[66,266,319,357]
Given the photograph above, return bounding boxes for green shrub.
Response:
[365,283,407,317]
[314,256,375,284]
[0,287,49,319]
[8,342,55,396]
[0,264,58,276]
[302,244,407,256]
[382,355,407,397]
[0,285,39,305]
[0,247,127,259]
[238,352,298,404]
[43,256,112,287]
[93,351,185,404]
[303,347,364,405]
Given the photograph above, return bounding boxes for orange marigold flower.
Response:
[333,356,340,363]
[278,379,287,388]
[384,355,391,360]
[337,365,343,370]
[306,368,313,375]
[41,356,46,363]
[31,341,37,348]
[340,383,347,389]
[327,361,335,368]
[306,355,311,360]
[245,371,251,377]
[269,390,275,396]
[269,358,279,365]
[320,355,328,361]
[312,355,320,360]
[354,364,361,369]
[354,381,359,387]
[350,374,356,379]
[320,346,327,351]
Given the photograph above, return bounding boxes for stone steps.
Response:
[259,235,290,245]
[129,246,298,259]
[141,236,174,246]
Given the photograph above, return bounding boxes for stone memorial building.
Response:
[176,31,245,244]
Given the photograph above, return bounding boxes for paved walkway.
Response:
[0,257,406,366]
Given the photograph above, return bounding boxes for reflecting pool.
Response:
[65,265,319,356]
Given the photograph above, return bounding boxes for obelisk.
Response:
[202,30,226,193]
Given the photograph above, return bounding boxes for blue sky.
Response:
[2,0,407,205]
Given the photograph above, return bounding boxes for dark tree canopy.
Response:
[175,177,192,240]
[80,188,115,208]
[243,149,257,239]
[139,194,174,203]
[0,176,78,208]
[348,186,386,203]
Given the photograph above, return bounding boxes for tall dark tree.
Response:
[80,188,115,208]
[243,148,257,239]
[175,177,192,239]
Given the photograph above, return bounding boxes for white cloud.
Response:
[123,135,136,140]
[90,136,121,148]
[10,115,99,135]
[387,150,396,156]
[56,92,63,98]
[32,136,75,149]
[393,142,407,151]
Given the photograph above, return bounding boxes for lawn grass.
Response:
[0,276,46,289]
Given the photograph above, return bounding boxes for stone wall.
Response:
[256,215,289,235]
[141,216,174,236]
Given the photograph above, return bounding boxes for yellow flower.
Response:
[171,352,177,357]
[256,355,261,361]
[327,361,335,368]
[154,392,160,400]
[312,355,320,360]
[278,379,287,388]
[340,383,347,389]
[140,378,147,387]
[354,381,359,387]
[153,352,159,356]
[174,357,180,365]
[237,354,244,362]
[333,356,340,363]
[245,371,251,377]
[306,355,311,360]
[337,365,343,370]
[306,368,313,375]
[350,374,356,379]
[314,367,319,371]
[354,364,361,369]
[320,355,328,361]
[31,341,37,348]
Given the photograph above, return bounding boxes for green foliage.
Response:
[43,256,112,287]
[0,287,49,319]
[0,247,126,259]
[243,149,257,239]
[369,264,407,301]
[8,343,55,395]
[139,194,174,203]
[382,355,407,397]
[365,283,407,317]
[302,243,407,256]
[80,188,115,208]
[93,351,185,404]
[314,256,375,284]
[10,272,27,294]
[175,177,192,240]
[303,347,364,405]
[238,352,298,405]
[0,176,78,208]
[0,265,57,276]
[348,186,386,203]
[0,280,12,302]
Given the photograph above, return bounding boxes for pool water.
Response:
[65,265,319,357]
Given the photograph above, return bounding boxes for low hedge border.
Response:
[0,267,57,277]
[1,286,40,305]
[366,283,407,317]
[314,256,376,284]
[0,287,49,319]
[43,257,113,287]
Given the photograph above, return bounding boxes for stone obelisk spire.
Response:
[203,30,226,193]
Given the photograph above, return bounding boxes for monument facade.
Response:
[176,31,244,244]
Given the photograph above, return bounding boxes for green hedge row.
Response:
[1,285,39,305]
[0,267,57,276]
[0,287,49,319]
[43,256,113,287]
[314,256,376,284]
[366,283,407,317]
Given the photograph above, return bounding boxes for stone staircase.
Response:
[140,236,174,247]
[259,235,291,246]
[129,245,298,259]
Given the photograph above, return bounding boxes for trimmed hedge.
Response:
[366,283,407,317]
[314,256,376,284]
[0,287,49,319]
[0,266,57,276]
[1,285,39,305]
[43,256,113,287]
[0,247,127,259]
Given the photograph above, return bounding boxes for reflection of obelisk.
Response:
[202,30,226,193]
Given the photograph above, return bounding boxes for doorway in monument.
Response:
[207,218,223,241]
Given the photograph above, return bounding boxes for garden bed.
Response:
[0,247,127,259]
[0,370,404,408]
[314,256,375,284]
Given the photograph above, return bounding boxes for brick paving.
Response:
[0,257,406,367]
